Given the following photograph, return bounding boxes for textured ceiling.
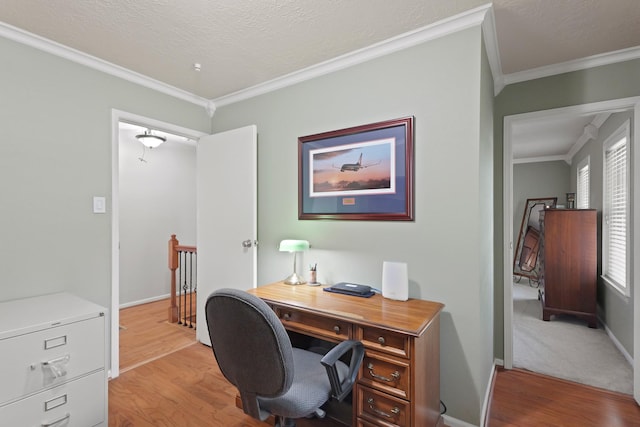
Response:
[0,0,487,99]
[2,1,639,161]
[493,0,640,74]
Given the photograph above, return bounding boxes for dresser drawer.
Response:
[360,350,410,400]
[357,385,409,427]
[357,326,410,358]
[0,370,105,426]
[0,316,105,405]
[274,306,351,341]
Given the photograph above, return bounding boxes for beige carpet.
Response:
[512,281,633,395]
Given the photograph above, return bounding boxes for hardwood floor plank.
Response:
[486,367,640,426]
[119,298,197,372]
[110,342,267,427]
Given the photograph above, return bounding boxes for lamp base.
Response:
[283,273,306,285]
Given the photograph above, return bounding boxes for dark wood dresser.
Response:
[539,209,597,328]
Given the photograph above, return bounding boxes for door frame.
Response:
[110,109,206,379]
[502,97,640,402]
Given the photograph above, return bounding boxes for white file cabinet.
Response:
[0,292,108,426]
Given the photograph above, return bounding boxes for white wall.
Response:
[118,127,196,306]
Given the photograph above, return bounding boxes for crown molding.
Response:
[0,21,211,110]
[513,155,568,165]
[481,6,505,96]
[502,45,640,89]
[213,3,492,107]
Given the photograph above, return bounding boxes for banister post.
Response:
[168,234,179,323]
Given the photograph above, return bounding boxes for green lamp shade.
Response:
[279,240,309,252]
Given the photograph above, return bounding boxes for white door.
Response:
[195,125,258,346]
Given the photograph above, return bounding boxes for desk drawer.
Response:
[357,385,409,427]
[0,316,105,405]
[274,306,351,341]
[360,350,410,400]
[357,326,410,359]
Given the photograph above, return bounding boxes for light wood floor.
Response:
[110,298,342,426]
[110,299,640,426]
[118,297,197,373]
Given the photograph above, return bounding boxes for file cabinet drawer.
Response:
[0,315,105,405]
[0,370,105,426]
[360,350,410,400]
[357,326,410,358]
[275,306,352,341]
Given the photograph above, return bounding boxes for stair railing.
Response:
[168,234,197,327]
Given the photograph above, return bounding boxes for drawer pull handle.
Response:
[367,363,400,382]
[41,413,70,427]
[283,313,291,321]
[367,398,400,418]
[42,354,70,378]
[333,325,341,334]
[377,336,386,345]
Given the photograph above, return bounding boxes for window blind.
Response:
[577,162,589,209]
[603,137,627,289]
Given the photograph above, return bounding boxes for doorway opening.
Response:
[110,109,206,378]
[502,97,640,398]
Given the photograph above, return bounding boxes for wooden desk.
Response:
[247,282,444,427]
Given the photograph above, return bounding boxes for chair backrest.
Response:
[205,288,294,421]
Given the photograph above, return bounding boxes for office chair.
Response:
[205,288,364,427]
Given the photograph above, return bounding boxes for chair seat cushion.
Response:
[258,347,349,418]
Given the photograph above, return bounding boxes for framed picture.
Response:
[298,117,414,221]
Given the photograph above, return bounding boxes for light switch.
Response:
[93,196,106,214]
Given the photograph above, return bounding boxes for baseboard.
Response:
[442,414,479,427]
[479,362,498,427]
[601,320,633,366]
[119,293,171,309]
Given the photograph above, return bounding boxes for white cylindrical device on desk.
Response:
[382,261,408,301]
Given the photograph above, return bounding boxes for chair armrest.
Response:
[321,339,365,402]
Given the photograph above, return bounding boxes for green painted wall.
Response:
[569,111,635,355]
[494,58,640,359]
[513,160,570,244]
[212,27,493,425]
[0,36,210,309]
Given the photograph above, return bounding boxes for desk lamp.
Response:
[279,240,309,285]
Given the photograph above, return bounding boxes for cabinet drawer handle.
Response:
[40,354,70,378]
[377,336,386,345]
[41,413,70,427]
[42,354,71,367]
[333,325,341,334]
[367,398,400,418]
[367,363,400,382]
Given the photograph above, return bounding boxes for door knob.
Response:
[242,240,252,248]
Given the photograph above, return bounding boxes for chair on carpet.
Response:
[205,288,364,427]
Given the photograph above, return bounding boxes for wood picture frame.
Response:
[298,117,414,221]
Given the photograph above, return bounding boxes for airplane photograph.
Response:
[334,153,381,172]
[310,140,394,196]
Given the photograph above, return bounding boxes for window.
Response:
[602,120,630,296]
[576,157,590,209]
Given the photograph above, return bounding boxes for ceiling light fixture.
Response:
[136,129,166,149]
